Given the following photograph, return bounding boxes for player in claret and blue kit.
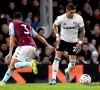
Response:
[0,12,53,86]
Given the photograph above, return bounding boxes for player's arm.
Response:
[32,28,50,47]
[76,17,85,50]
[53,16,62,37]
[78,16,85,44]
[53,23,59,37]
[9,23,15,55]
[53,16,62,44]
[79,26,85,41]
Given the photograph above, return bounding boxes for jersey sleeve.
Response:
[79,16,84,27]
[54,16,62,26]
[9,22,15,35]
[32,28,38,37]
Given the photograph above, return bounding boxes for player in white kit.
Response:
[49,4,85,85]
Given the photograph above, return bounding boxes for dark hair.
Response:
[37,28,44,33]
[13,12,23,19]
[66,4,76,11]
[82,43,88,47]
[0,42,7,47]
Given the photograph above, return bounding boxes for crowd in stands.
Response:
[0,0,100,64]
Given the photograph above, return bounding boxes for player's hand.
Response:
[5,53,12,62]
[56,36,60,44]
[47,45,55,52]
[76,43,81,51]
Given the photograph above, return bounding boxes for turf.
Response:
[0,83,100,90]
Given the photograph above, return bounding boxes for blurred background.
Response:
[0,0,100,83]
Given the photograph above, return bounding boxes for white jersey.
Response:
[54,13,84,43]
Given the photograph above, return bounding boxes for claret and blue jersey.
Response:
[9,21,38,47]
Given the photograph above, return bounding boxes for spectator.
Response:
[0,33,4,45]
[82,37,97,52]
[60,51,69,64]
[0,13,7,27]
[34,48,42,62]
[7,2,17,18]
[52,41,57,48]
[40,48,54,63]
[41,56,51,64]
[97,45,100,63]
[24,12,32,22]
[26,11,33,19]
[1,24,9,40]
[31,0,40,16]
[0,51,4,64]
[6,37,16,55]
[85,18,92,42]
[34,28,46,53]
[76,10,82,16]
[24,12,33,25]
[82,2,93,20]
[7,18,12,25]
[58,5,65,16]
[25,17,32,26]
[31,15,40,30]
[19,0,31,20]
[37,28,45,37]
[85,0,98,10]
[0,42,9,58]
[47,31,56,45]
[77,43,91,64]
[61,59,67,64]
[5,37,10,48]
[53,0,58,21]
[92,25,100,47]
[90,51,99,64]
[91,8,100,28]
[98,1,100,9]
[91,39,96,47]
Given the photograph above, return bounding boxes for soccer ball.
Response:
[79,74,91,84]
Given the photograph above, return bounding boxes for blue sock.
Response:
[2,68,14,82]
[14,62,31,69]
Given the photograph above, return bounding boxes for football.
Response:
[79,74,91,84]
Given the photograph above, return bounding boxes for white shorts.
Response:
[12,46,36,62]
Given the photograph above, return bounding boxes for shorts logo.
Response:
[56,44,59,49]
[73,46,76,52]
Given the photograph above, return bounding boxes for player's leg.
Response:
[0,58,19,86]
[13,46,38,74]
[65,55,76,82]
[14,61,37,74]
[49,40,66,85]
[0,46,37,86]
[65,43,77,82]
[49,51,63,85]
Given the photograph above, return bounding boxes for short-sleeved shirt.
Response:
[54,13,84,43]
[9,21,38,46]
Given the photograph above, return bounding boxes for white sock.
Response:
[52,57,60,80]
[65,60,76,73]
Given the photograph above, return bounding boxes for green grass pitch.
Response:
[0,83,100,90]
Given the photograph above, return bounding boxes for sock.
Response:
[52,57,60,80]
[65,60,76,73]
[2,68,14,82]
[14,62,31,69]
